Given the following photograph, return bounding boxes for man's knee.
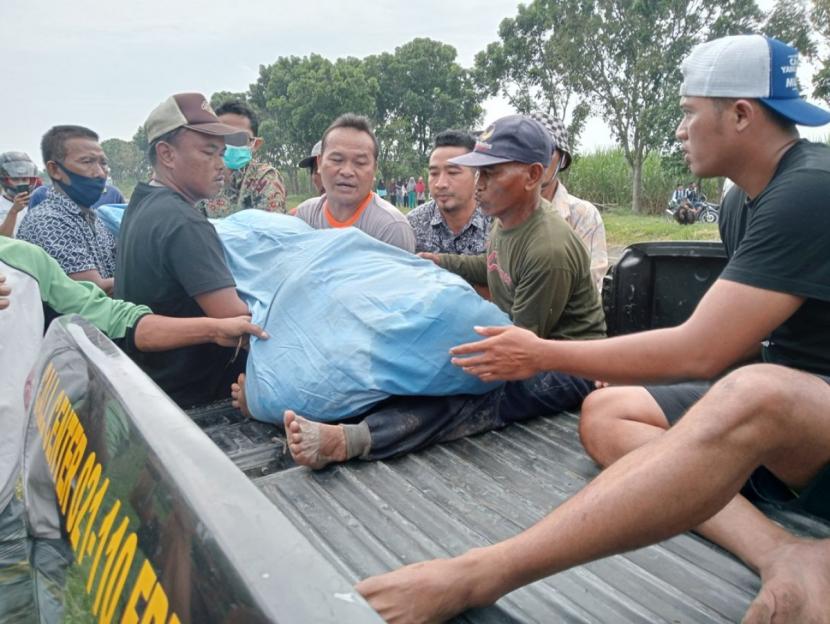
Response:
[579,386,665,460]
[704,364,801,432]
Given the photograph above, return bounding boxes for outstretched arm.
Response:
[451,279,802,384]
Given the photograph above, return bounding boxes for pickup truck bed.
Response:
[191,400,830,623]
[23,242,829,623]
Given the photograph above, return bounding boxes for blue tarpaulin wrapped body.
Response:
[214,211,508,422]
[97,205,509,422]
[97,204,127,236]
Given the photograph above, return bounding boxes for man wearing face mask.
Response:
[201,100,287,218]
[0,151,41,238]
[17,126,116,294]
[529,111,608,291]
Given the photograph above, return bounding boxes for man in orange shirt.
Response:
[294,114,415,252]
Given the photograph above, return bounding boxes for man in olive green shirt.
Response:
[282,116,604,472]
[422,114,605,340]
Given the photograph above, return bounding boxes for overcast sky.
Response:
[2,0,825,170]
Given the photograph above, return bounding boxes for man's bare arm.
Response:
[451,279,804,384]
[69,269,114,295]
[194,286,250,318]
[133,314,268,352]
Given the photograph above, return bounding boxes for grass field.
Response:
[286,193,721,250]
[602,208,720,248]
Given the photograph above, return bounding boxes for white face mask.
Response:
[542,158,563,191]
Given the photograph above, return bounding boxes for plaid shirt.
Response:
[202,160,287,218]
[16,187,116,277]
[406,200,491,255]
[545,182,608,290]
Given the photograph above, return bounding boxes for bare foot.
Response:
[356,554,491,623]
[231,373,250,418]
[284,410,348,470]
[743,538,830,623]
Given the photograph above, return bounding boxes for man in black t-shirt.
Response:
[116,93,252,407]
[356,36,830,623]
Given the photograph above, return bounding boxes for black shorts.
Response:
[644,376,830,522]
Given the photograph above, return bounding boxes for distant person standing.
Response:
[406,176,416,209]
[396,180,405,207]
[415,176,426,205]
[202,100,287,218]
[387,178,398,207]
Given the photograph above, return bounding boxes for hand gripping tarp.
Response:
[214,210,508,422]
[97,205,509,422]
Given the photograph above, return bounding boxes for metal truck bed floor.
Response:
[187,402,830,623]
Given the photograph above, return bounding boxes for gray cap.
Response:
[298,140,323,169]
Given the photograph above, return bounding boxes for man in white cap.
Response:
[357,35,830,623]
[115,93,255,408]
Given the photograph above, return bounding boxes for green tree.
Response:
[101,137,147,195]
[366,38,485,171]
[209,91,249,110]
[763,0,815,56]
[473,2,591,148]
[811,0,830,103]
[545,0,759,212]
[249,54,379,192]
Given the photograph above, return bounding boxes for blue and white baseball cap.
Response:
[450,115,553,168]
[681,34,830,127]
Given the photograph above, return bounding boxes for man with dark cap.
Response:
[298,140,324,196]
[115,93,255,408]
[530,110,609,290]
[421,114,604,340]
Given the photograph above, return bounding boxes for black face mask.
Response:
[54,162,106,207]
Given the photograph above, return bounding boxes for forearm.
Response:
[0,212,18,237]
[535,325,722,384]
[68,270,114,296]
[439,253,488,285]
[133,315,221,352]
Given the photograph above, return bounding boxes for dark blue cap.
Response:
[450,115,553,168]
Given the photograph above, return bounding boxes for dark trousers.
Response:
[363,372,594,460]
